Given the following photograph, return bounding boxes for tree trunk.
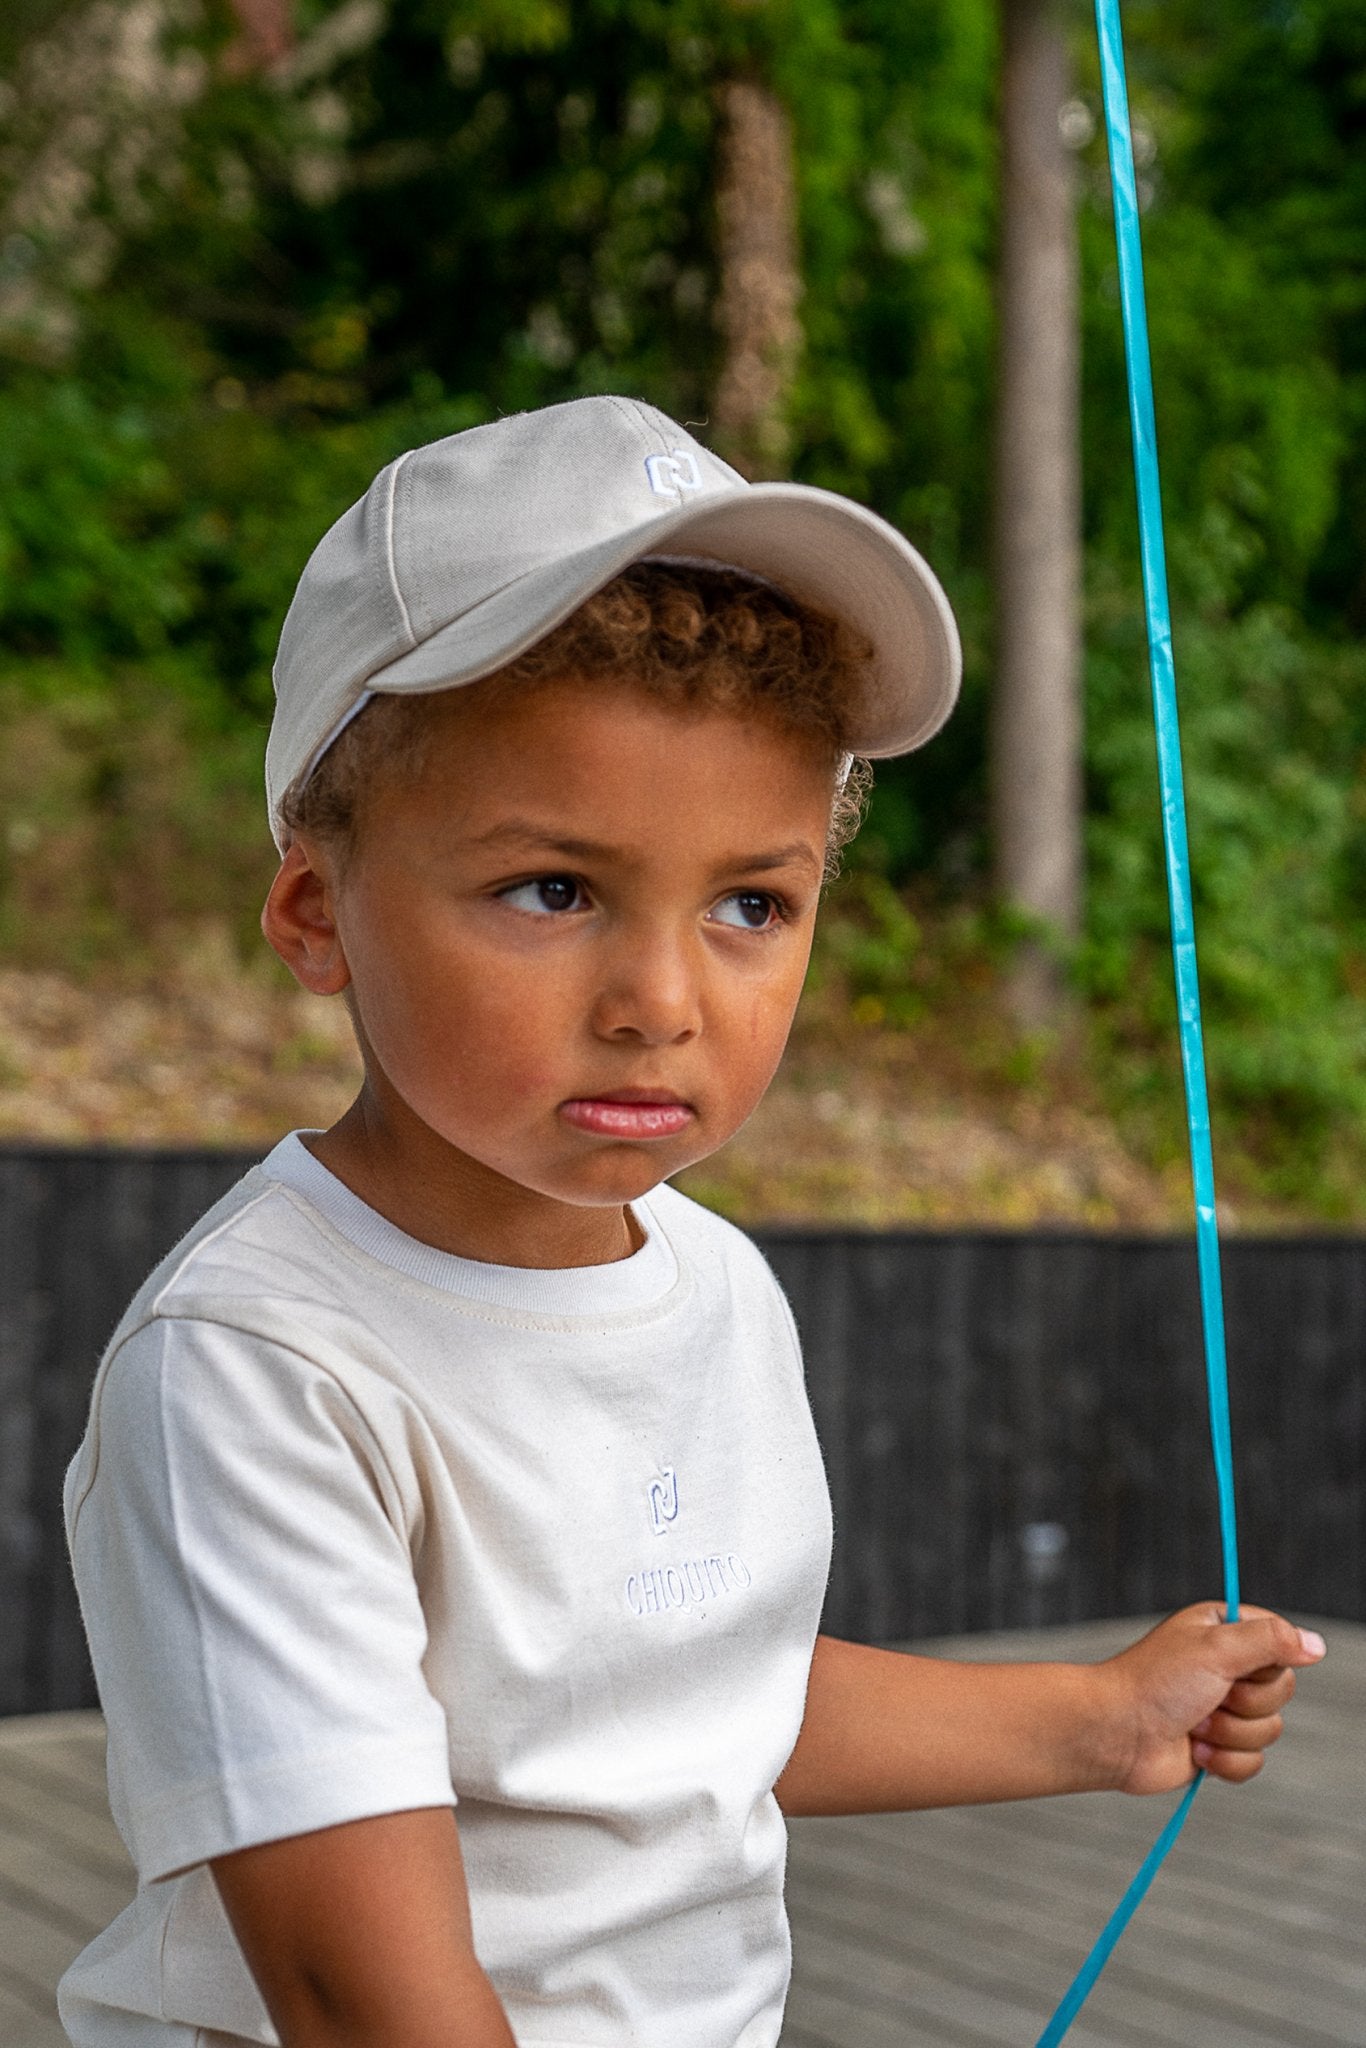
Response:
[713,78,802,480]
[991,0,1083,1027]
[224,0,294,75]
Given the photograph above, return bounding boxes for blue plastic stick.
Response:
[1034,1775,1202,2048]
[1032,4,1242,2039]
[1097,0,1245,1622]
[1093,0,1239,1631]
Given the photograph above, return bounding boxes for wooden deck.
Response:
[1,1619,1361,2047]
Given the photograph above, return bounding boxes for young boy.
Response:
[61,396,1323,2048]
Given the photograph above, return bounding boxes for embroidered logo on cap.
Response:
[644,451,701,499]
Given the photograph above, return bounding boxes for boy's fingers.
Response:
[1213,1611,1325,1678]
[1195,1744,1267,1785]
[1220,1668,1296,1718]
[1194,1708,1284,1752]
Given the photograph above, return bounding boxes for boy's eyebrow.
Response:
[465,819,822,878]
[723,841,824,880]
[463,822,631,860]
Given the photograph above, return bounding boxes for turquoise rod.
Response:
[1033,3,1242,2039]
[1092,0,1239,1631]
[1034,1775,1202,2048]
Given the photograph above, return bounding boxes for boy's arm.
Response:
[775,1604,1325,1815]
[211,1807,517,2048]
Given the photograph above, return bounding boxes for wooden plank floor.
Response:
[1,1620,1360,2048]
[785,1619,1366,2048]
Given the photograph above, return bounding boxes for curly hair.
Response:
[280,560,874,876]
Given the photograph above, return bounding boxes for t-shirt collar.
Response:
[261,1132,679,1314]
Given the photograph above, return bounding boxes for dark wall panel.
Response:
[1,1148,1363,1713]
[0,1148,257,1715]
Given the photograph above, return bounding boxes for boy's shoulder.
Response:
[645,1177,759,1257]
[644,1180,792,1309]
[106,1148,306,1342]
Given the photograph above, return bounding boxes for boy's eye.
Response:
[711,891,780,932]
[500,875,585,915]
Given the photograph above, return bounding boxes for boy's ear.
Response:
[261,840,352,996]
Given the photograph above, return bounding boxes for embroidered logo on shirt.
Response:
[625,1552,752,1617]
[644,450,702,499]
[647,1466,678,1535]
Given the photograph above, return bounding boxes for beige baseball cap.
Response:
[266,394,962,845]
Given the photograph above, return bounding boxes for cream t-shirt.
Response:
[60,1136,833,2048]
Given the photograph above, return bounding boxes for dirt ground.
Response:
[0,934,1215,1228]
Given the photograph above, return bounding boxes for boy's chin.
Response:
[549,1140,715,1207]
[556,1161,687,1206]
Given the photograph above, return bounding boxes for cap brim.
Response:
[359,482,961,758]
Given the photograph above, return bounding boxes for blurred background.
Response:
[3,0,1366,1226]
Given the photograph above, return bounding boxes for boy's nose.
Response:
[590,935,703,1045]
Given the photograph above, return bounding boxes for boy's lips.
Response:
[559,1092,695,1140]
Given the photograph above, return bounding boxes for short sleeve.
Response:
[68,1317,456,1882]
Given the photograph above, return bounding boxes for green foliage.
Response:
[0,656,272,966]
[1063,0,1366,1197]
[809,871,924,1028]
[1085,585,1366,1189]
[4,0,1366,1203]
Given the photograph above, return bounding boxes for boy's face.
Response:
[267,676,834,1255]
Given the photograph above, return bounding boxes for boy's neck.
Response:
[304,1099,644,1270]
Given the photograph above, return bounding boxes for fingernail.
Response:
[1192,1740,1212,1766]
[1298,1629,1326,1658]
[1192,1716,1213,1736]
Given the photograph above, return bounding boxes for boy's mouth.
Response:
[559,1091,695,1140]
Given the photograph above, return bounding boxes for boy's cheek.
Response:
[740,973,807,1068]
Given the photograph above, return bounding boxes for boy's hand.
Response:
[1102,1603,1326,1796]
